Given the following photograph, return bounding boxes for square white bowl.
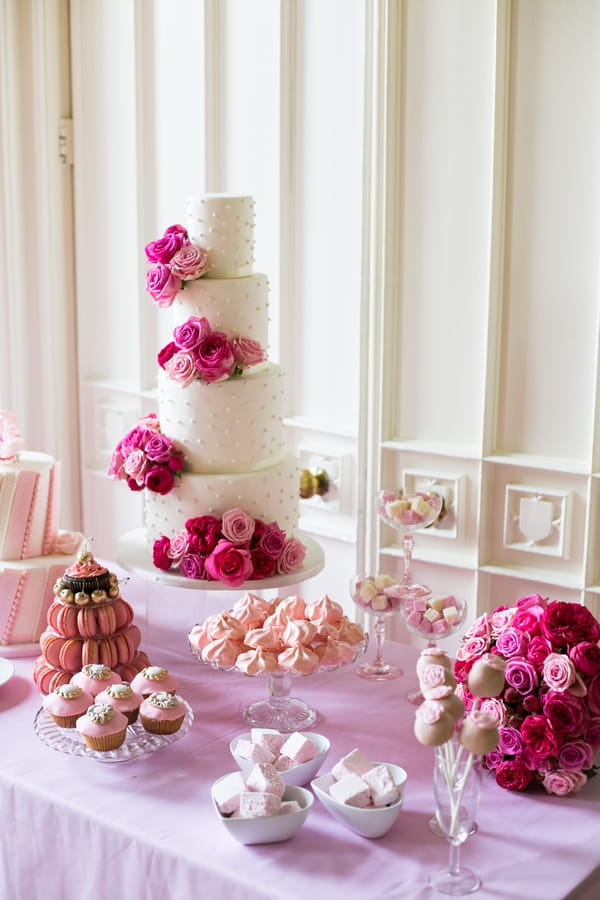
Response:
[211,776,314,844]
[311,762,407,839]
[230,731,330,786]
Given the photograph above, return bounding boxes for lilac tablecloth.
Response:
[1,579,599,900]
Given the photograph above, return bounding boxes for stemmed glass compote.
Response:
[429,740,482,895]
[350,574,403,681]
[402,591,467,705]
[376,489,444,599]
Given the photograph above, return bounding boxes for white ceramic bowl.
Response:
[311,762,407,839]
[211,776,314,844]
[230,731,331,786]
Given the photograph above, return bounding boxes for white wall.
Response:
[2,0,599,638]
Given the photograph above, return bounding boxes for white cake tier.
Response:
[0,554,70,654]
[144,451,300,540]
[186,194,255,278]
[0,451,60,560]
[157,363,287,474]
[171,273,269,349]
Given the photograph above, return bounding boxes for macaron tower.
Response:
[32,546,150,694]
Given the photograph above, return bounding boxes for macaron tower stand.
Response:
[31,543,194,761]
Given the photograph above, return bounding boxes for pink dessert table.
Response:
[1,569,599,900]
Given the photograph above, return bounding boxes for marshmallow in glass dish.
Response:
[376,488,443,599]
[350,574,403,681]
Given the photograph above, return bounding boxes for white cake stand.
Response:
[115,528,325,592]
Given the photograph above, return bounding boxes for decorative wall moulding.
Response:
[402,470,464,541]
[503,484,572,559]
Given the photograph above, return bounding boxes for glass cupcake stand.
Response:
[115,528,338,732]
[34,700,194,764]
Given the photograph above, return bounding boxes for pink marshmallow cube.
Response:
[246,763,286,797]
[332,747,372,781]
[413,597,428,612]
[235,738,276,765]
[274,755,296,772]
[279,800,301,815]
[406,610,423,628]
[362,764,401,807]
[417,618,433,633]
[213,771,246,815]
[251,728,287,756]
[330,773,372,808]
[239,790,281,818]
[431,619,450,635]
[279,732,318,764]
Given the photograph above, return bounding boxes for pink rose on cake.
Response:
[277,537,307,574]
[194,332,237,382]
[164,352,198,387]
[145,224,188,263]
[0,410,25,461]
[222,508,255,544]
[146,262,181,308]
[108,414,184,495]
[205,540,253,587]
[185,516,222,554]
[157,316,266,387]
[145,224,209,307]
[232,337,266,368]
[169,243,209,280]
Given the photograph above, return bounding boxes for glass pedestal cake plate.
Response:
[190,641,367,733]
[33,699,193,763]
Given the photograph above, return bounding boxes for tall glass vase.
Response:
[429,740,482,895]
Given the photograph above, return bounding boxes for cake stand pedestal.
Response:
[115,528,325,592]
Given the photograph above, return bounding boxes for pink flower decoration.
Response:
[454,595,600,796]
[164,351,199,387]
[0,410,25,461]
[108,416,184,496]
[146,263,181,307]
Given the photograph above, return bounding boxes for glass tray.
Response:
[33,698,193,763]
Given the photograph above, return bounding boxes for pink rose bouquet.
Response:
[152,510,306,587]
[145,224,209,307]
[158,315,265,386]
[108,414,185,495]
[454,594,600,796]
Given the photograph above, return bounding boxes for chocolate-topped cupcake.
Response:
[53,547,120,606]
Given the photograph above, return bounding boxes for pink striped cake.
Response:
[1,443,83,656]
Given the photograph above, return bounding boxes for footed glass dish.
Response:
[190,640,367,733]
[33,699,193,763]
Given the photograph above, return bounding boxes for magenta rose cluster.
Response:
[145,224,209,307]
[454,594,600,796]
[157,315,265,387]
[153,509,307,587]
[108,413,185,495]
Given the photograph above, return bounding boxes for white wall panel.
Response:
[398,0,497,451]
